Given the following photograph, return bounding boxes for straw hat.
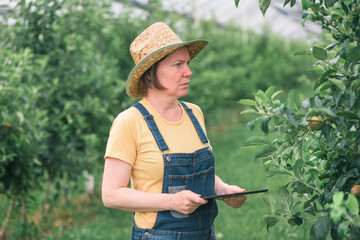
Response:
[126,22,208,98]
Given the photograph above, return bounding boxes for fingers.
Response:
[171,190,208,215]
[222,185,247,208]
[227,185,246,194]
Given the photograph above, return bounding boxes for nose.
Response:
[184,64,192,78]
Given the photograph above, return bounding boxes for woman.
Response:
[102,22,247,240]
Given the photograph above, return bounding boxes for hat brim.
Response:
[126,39,208,98]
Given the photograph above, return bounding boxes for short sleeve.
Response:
[104,109,138,166]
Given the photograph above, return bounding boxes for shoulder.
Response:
[180,101,203,114]
[110,106,143,132]
[115,105,143,122]
[180,101,205,123]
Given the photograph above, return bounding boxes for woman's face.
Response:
[155,47,192,98]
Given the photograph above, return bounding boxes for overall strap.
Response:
[178,100,209,144]
[132,103,169,152]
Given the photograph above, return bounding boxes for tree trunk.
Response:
[84,170,94,199]
[0,196,16,240]
[20,198,27,222]
[41,179,52,217]
[63,172,69,203]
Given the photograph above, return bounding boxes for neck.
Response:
[145,91,182,122]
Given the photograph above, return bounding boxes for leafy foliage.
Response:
[0,0,134,236]
[238,0,360,238]
[0,0,317,237]
[0,48,48,196]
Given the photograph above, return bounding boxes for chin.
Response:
[179,91,188,97]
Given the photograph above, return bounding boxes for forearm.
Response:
[102,158,206,214]
[214,174,247,208]
[102,187,172,212]
[215,174,229,195]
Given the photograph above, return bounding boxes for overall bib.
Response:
[131,101,218,240]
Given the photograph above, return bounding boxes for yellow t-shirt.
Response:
[104,98,210,229]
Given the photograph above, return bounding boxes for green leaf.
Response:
[288,213,304,226]
[265,216,278,231]
[333,192,344,206]
[293,159,304,178]
[312,46,327,60]
[324,0,337,8]
[235,0,240,7]
[334,175,348,190]
[345,194,359,215]
[259,0,271,16]
[314,69,337,90]
[337,111,360,120]
[256,89,268,104]
[271,90,284,100]
[331,206,347,223]
[301,0,312,10]
[284,107,298,127]
[238,99,258,106]
[338,221,351,237]
[293,50,312,56]
[265,86,277,99]
[346,46,360,65]
[283,0,292,7]
[314,81,333,94]
[267,168,291,177]
[260,115,271,134]
[328,78,346,91]
[278,187,293,213]
[293,140,303,161]
[244,136,271,146]
[240,108,258,115]
[311,216,330,240]
[287,89,301,112]
[263,194,277,215]
[255,146,277,159]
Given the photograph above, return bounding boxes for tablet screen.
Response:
[202,189,268,200]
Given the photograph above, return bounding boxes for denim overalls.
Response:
[131,101,218,240]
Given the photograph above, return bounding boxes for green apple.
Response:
[309,116,324,131]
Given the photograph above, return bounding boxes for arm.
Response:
[101,157,207,214]
[215,175,247,208]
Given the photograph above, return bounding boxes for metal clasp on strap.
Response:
[144,115,154,120]
[164,149,171,162]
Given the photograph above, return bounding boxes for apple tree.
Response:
[237,0,360,239]
[0,48,49,239]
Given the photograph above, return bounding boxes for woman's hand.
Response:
[169,190,208,215]
[215,175,247,208]
[221,185,247,208]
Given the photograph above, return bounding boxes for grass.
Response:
[1,119,314,240]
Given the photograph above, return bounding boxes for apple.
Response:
[308,116,324,131]
[351,185,360,196]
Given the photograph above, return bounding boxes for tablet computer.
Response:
[202,189,268,200]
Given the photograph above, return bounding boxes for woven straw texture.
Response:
[126,22,208,98]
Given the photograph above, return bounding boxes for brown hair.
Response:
[140,57,166,91]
